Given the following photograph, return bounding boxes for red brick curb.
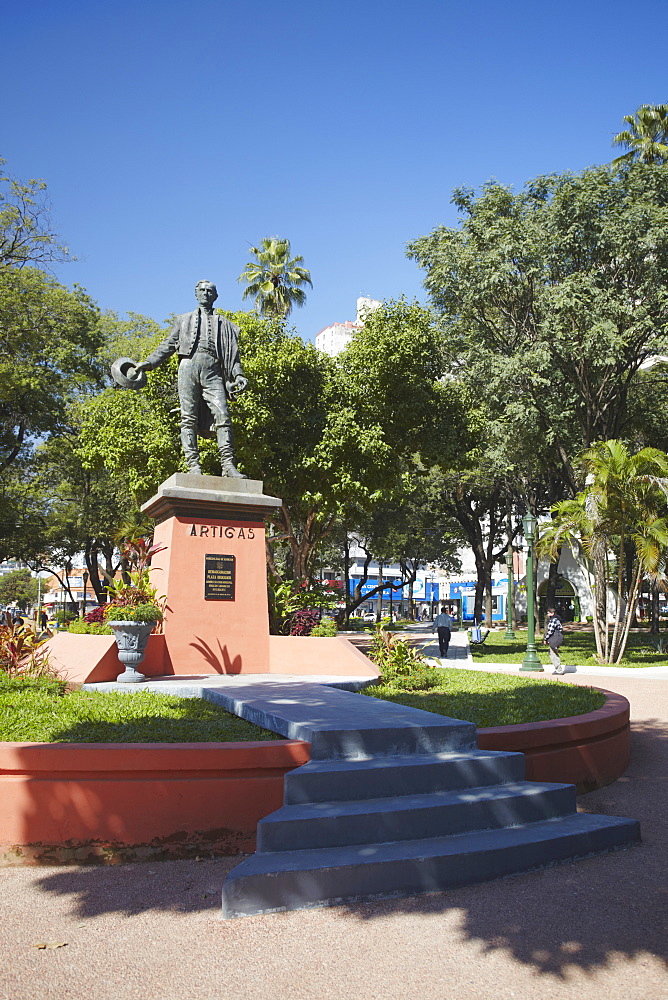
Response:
[477,688,630,792]
[0,688,630,864]
[0,739,309,865]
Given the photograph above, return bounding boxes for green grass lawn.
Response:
[365,667,606,727]
[469,628,668,667]
[0,676,279,743]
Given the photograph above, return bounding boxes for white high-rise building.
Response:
[356,296,381,323]
[315,320,360,357]
[315,297,382,357]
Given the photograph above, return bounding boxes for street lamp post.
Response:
[520,511,543,671]
[504,548,516,640]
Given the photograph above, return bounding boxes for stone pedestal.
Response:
[141,474,281,676]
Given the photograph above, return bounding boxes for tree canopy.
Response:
[0,159,71,270]
[238,237,312,318]
[0,569,38,610]
[0,267,103,472]
[408,163,668,494]
[612,104,668,166]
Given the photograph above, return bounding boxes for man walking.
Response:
[132,280,248,477]
[543,607,565,674]
[432,605,454,658]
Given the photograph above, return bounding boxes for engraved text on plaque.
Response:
[204,554,236,601]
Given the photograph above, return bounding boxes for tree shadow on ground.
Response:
[47,709,277,743]
[30,719,667,980]
[334,715,668,979]
[33,856,237,917]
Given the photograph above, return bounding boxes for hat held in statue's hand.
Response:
[110,357,147,390]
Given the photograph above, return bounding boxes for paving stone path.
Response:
[2,650,666,998]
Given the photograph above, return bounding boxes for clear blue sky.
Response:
[3,0,667,341]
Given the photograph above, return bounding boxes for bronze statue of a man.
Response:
[131,280,247,477]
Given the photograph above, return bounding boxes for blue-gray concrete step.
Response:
[203,681,476,759]
[257,781,577,852]
[222,812,640,918]
[283,750,526,804]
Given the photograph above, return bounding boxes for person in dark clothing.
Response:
[432,606,454,657]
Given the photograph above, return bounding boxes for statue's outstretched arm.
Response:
[136,320,180,372]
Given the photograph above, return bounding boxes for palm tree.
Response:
[612,104,668,166]
[238,237,312,318]
[538,440,668,663]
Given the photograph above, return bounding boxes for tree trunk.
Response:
[614,561,642,664]
[592,543,607,661]
[609,536,626,664]
[338,549,372,623]
[270,504,337,589]
[544,555,559,607]
[473,577,484,624]
[343,532,350,626]
[98,543,117,601]
[651,581,660,635]
[84,543,106,604]
[376,561,384,622]
[483,565,493,627]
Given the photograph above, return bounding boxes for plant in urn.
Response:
[104,538,166,683]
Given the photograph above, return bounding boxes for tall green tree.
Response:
[0,266,102,473]
[0,569,38,610]
[0,158,71,270]
[612,104,668,166]
[539,440,668,663]
[238,237,312,317]
[408,164,668,493]
[339,298,470,462]
[340,472,464,622]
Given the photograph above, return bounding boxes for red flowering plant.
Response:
[289,610,320,636]
[0,611,55,677]
[83,606,106,625]
[269,580,341,635]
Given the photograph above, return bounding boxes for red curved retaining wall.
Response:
[0,689,630,864]
[0,740,310,865]
[478,689,630,792]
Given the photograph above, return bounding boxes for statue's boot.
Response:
[217,423,246,479]
[181,427,202,475]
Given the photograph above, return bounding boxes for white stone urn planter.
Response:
[108,621,156,683]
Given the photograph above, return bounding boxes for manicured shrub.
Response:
[83,605,107,625]
[310,616,338,637]
[289,610,319,636]
[105,602,163,623]
[0,612,56,678]
[68,618,113,635]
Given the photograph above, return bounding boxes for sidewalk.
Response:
[1,671,665,1000]
[1,638,667,999]
[411,626,668,680]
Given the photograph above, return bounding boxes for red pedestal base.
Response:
[142,474,280,676]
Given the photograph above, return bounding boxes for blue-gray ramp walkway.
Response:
[216,679,640,918]
[204,679,476,759]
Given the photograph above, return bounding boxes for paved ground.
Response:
[412,625,668,679]
[1,657,667,998]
